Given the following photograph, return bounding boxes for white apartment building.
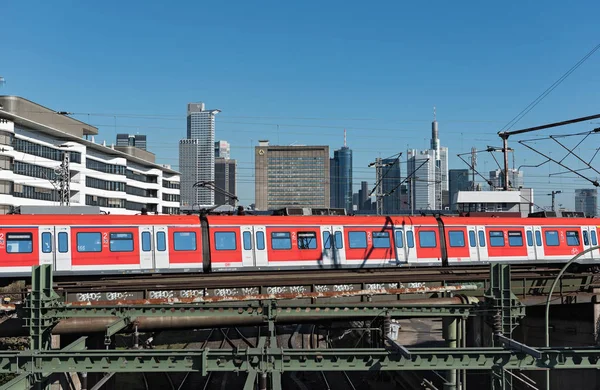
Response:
[0,96,180,215]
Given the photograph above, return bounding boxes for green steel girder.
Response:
[0,347,599,373]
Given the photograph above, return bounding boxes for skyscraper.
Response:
[575,189,598,216]
[376,157,401,213]
[116,133,147,150]
[358,181,370,211]
[215,140,231,159]
[255,141,329,210]
[449,169,472,210]
[215,157,237,206]
[179,102,221,208]
[489,169,524,190]
[329,134,353,212]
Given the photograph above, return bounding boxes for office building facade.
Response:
[215,157,237,206]
[179,102,221,208]
[377,157,401,213]
[449,169,472,210]
[116,133,147,150]
[489,168,524,190]
[0,96,180,215]
[575,189,597,217]
[330,146,352,212]
[255,141,329,210]
[407,149,437,210]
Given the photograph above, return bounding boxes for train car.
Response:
[0,214,203,276]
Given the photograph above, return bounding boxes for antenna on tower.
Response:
[433,106,436,121]
[0,77,5,87]
[344,129,347,147]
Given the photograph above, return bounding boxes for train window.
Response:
[215,232,237,250]
[174,232,197,251]
[583,231,590,246]
[76,232,102,252]
[468,231,476,247]
[58,232,68,253]
[508,231,523,247]
[348,231,367,249]
[395,231,404,248]
[489,231,504,247]
[323,231,331,249]
[6,233,33,254]
[535,231,542,246]
[592,231,598,246]
[141,232,151,252]
[271,232,292,250]
[478,231,486,247]
[110,233,134,252]
[544,231,559,246]
[418,231,437,248]
[373,232,391,248]
[41,232,52,253]
[298,232,317,249]
[256,231,265,250]
[243,231,252,250]
[335,231,343,249]
[448,231,465,247]
[526,231,533,247]
[156,232,166,251]
[566,231,580,246]
[407,231,415,248]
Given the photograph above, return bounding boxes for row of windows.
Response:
[162,193,180,202]
[162,207,181,215]
[86,159,126,175]
[13,161,57,181]
[162,180,180,189]
[126,185,157,198]
[85,195,126,208]
[13,138,82,164]
[126,169,158,184]
[13,184,58,202]
[6,231,198,253]
[85,176,125,192]
[126,201,158,213]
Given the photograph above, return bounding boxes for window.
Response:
[142,232,151,252]
[407,231,415,248]
[334,231,343,249]
[298,232,317,249]
[395,231,404,248]
[156,232,166,251]
[348,231,367,249]
[448,231,465,247]
[535,231,542,246]
[86,158,126,175]
[58,232,68,253]
[174,232,197,251]
[41,232,52,253]
[418,231,437,248]
[592,231,598,246]
[373,232,391,248]
[323,231,331,249]
[583,231,590,246]
[215,232,237,250]
[6,233,33,253]
[271,232,291,250]
[566,231,580,246]
[545,230,559,246]
[256,231,265,250]
[489,231,505,247]
[478,231,486,247]
[110,232,134,252]
[508,231,523,247]
[468,231,476,247]
[76,232,102,252]
[243,231,252,250]
[526,231,533,247]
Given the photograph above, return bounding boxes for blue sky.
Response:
[2,1,600,210]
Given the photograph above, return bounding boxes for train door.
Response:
[38,227,53,266]
[320,226,346,268]
[393,229,407,264]
[404,227,418,264]
[467,227,479,261]
[154,226,169,269]
[581,227,594,260]
[533,226,543,259]
[476,226,489,261]
[54,226,71,271]
[254,226,268,267]
[332,226,346,267]
[241,226,255,267]
[525,226,536,260]
[139,226,154,269]
[591,226,599,258]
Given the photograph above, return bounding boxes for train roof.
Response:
[0,214,201,225]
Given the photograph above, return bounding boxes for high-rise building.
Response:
[116,134,147,150]
[179,102,221,208]
[329,141,353,212]
[489,169,524,190]
[215,157,237,206]
[358,181,370,211]
[255,141,329,210]
[449,169,472,211]
[377,157,402,213]
[407,149,437,210]
[575,189,598,216]
[215,140,230,159]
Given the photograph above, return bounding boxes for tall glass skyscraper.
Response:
[179,102,221,208]
[330,146,353,212]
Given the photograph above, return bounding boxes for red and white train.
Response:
[0,213,598,278]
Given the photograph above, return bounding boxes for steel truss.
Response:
[1,264,590,390]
